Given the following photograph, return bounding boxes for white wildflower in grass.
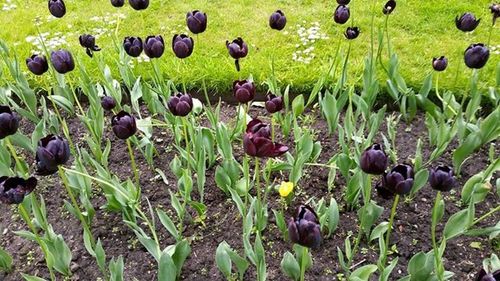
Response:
[292,21,328,64]
[2,0,16,11]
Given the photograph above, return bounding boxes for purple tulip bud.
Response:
[79,34,101,57]
[186,10,207,34]
[265,94,284,113]
[0,176,37,205]
[344,26,360,40]
[464,43,490,69]
[383,0,396,15]
[429,165,455,192]
[475,268,500,281]
[377,164,414,198]
[167,93,193,117]
[172,34,194,59]
[491,4,500,25]
[36,135,71,175]
[144,35,165,58]
[128,0,148,10]
[455,13,480,32]
[26,54,49,76]
[50,49,75,74]
[0,106,19,139]
[269,10,287,31]
[432,56,448,72]
[337,0,350,4]
[287,205,322,249]
[101,96,117,111]
[226,37,248,59]
[334,5,350,24]
[111,111,137,139]
[233,80,255,104]
[360,144,388,175]
[111,0,124,7]
[48,0,66,18]
[243,119,288,158]
[123,37,143,57]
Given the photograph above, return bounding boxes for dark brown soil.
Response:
[1,102,498,281]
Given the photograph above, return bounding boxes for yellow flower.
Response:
[279,182,294,197]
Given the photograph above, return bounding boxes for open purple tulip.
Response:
[129,0,148,10]
[186,10,207,34]
[172,34,194,59]
[288,205,322,249]
[26,54,49,75]
[243,119,288,158]
[48,0,66,18]
[376,164,414,198]
[432,56,448,71]
[50,49,75,74]
[360,144,388,175]
[0,105,20,139]
[167,93,193,117]
[144,35,165,58]
[383,0,396,15]
[233,80,255,104]
[334,5,350,24]
[0,176,37,205]
[226,37,248,71]
[455,13,480,32]
[265,94,284,113]
[123,37,143,57]
[111,111,137,140]
[269,10,287,30]
[429,165,455,192]
[36,135,71,175]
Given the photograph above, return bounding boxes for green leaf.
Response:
[444,203,474,240]
[369,222,389,242]
[292,94,304,117]
[21,274,47,281]
[410,169,429,196]
[327,198,339,237]
[280,251,300,281]
[216,242,233,278]
[350,264,378,281]
[158,251,176,281]
[171,239,191,278]
[407,251,433,281]
[0,247,12,271]
[157,209,179,241]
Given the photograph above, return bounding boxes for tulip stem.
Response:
[384,15,392,58]
[435,72,457,115]
[5,137,25,176]
[254,157,262,233]
[431,191,444,281]
[231,104,242,140]
[471,204,500,227]
[300,246,308,281]
[182,117,191,171]
[271,115,275,142]
[18,202,56,281]
[67,76,85,116]
[127,139,140,187]
[382,194,400,266]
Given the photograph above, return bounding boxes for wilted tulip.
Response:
[48,0,66,18]
[111,111,137,139]
[244,119,288,158]
[111,0,124,7]
[172,34,194,59]
[79,34,101,58]
[233,80,255,104]
[377,164,414,198]
[50,49,75,74]
[265,94,284,113]
[288,205,322,249]
[383,0,396,15]
[475,268,500,281]
[491,4,500,25]
[227,37,248,71]
[123,36,143,57]
[128,0,148,10]
[167,93,193,117]
[0,106,19,139]
[429,165,455,192]
[334,5,350,24]
[455,13,480,32]
[337,0,350,4]
[360,144,388,175]
[186,10,207,34]
[36,135,71,175]
[101,96,117,111]
[344,26,360,40]
[432,56,448,72]
[464,43,490,69]
[144,36,165,58]
[269,10,287,30]
[0,176,37,205]
[26,54,49,75]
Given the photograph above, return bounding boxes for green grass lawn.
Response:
[0,0,499,95]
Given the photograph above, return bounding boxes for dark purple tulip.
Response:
[360,144,388,175]
[36,135,71,175]
[0,106,19,139]
[344,26,360,40]
[265,94,284,113]
[0,176,37,205]
[144,35,165,58]
[128,0,148,10]
[432,56,448,72]
[50,49,75,74]
[26,54,49,76]
[186,10,207,34]
[226,38,248,59]
[243,119,288,158]
[111,111,137,139]
[476,268,500,281]
[79,34,101,58]
[123,37,143,57]
[455,13,480,32]
[167,93,193,117]
[48,0,66,18]
[383,0,396,15]
[337,0,350,4]
[269,10,287,31]
[101,96,117,111]
[233,80,255,104]
[464,43,490,69]
[429,165,455,192]
[491,4,500,25]
[111,0,124,7]
[172,34,194,59]
[334,5,350,24]
[377,164,414,198]
[287,205,322,249]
